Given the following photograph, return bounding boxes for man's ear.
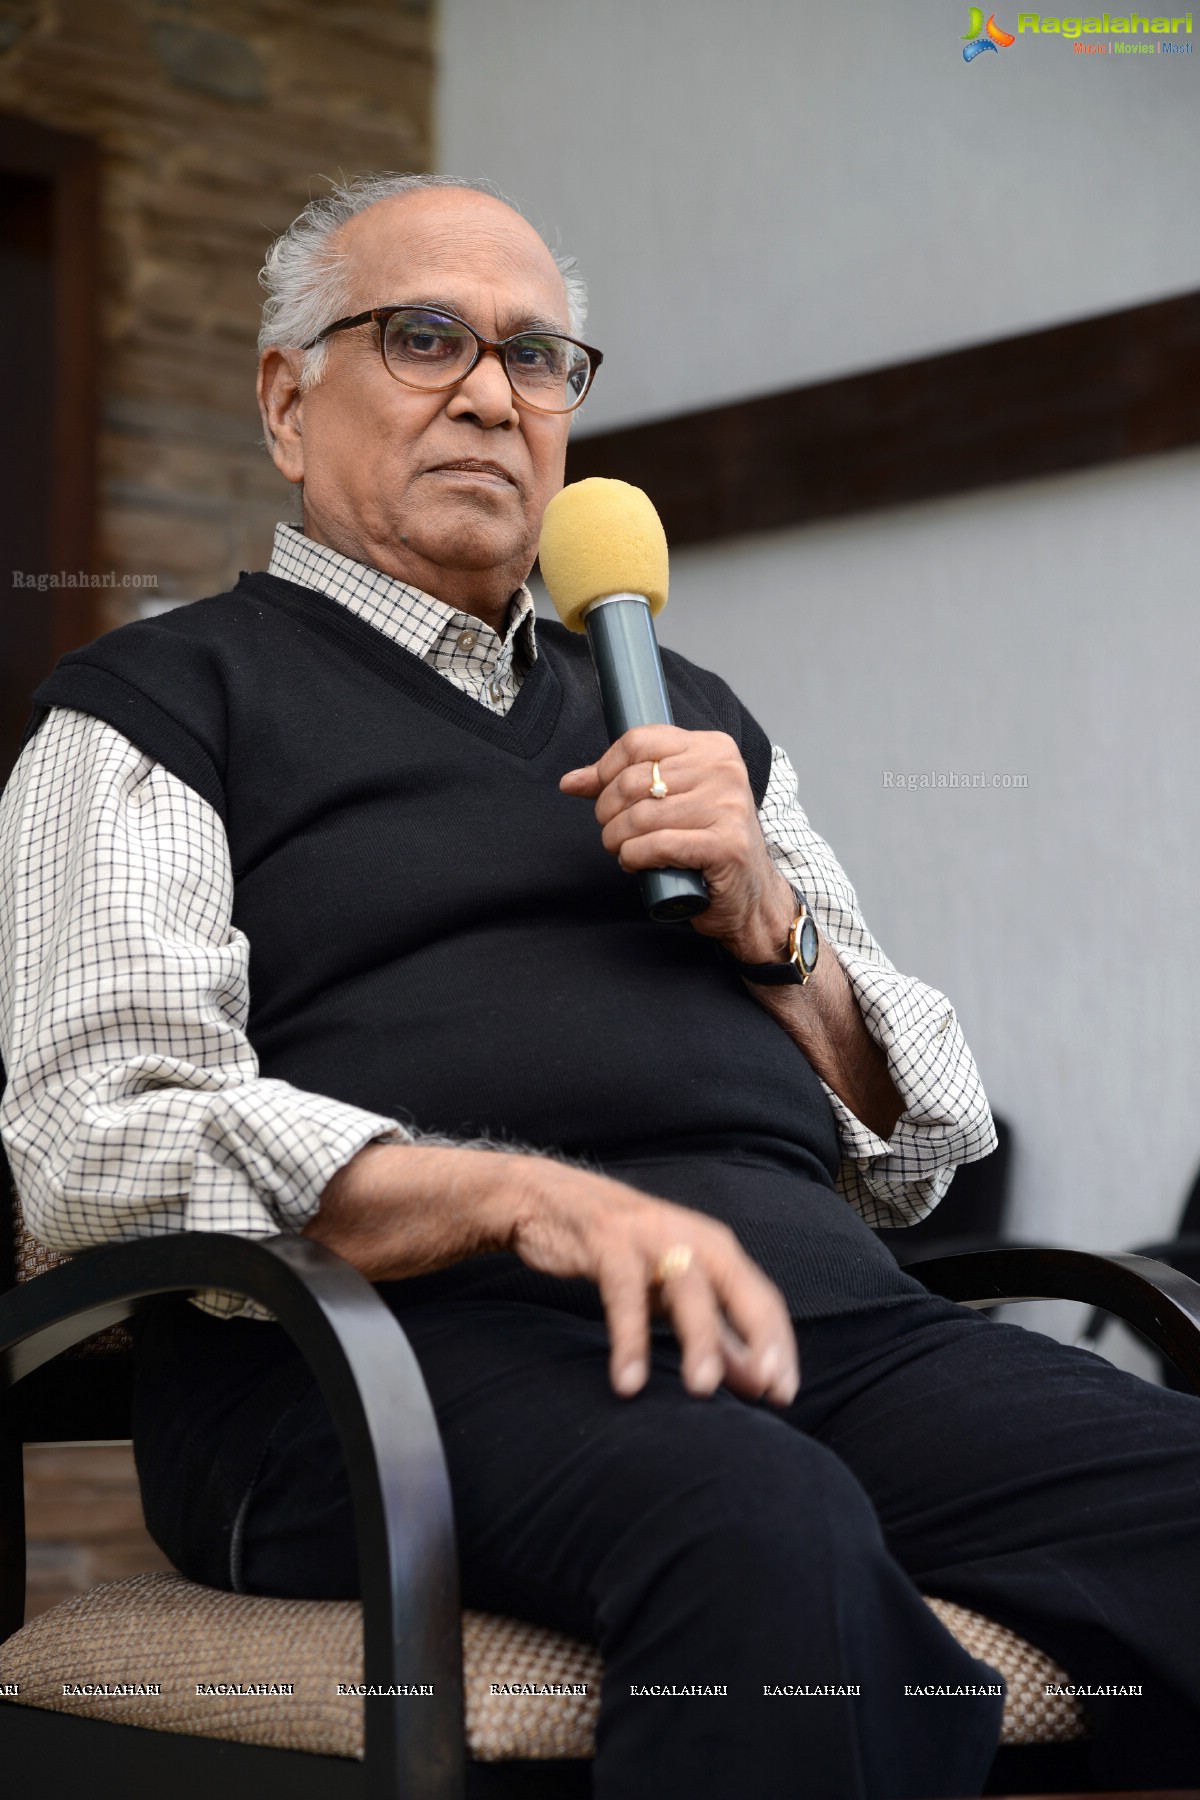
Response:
[257,348,307,483]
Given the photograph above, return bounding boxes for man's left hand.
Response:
[560,725,794,961]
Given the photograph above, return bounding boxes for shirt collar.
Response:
[267,523,538,668]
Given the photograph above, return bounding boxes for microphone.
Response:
[538,477,710,922]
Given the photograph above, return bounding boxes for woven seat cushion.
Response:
[0,1570,1085,1758]
[10,1186,132,1355]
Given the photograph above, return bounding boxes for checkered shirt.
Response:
[0,525,995,1317]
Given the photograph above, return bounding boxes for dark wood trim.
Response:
[567,290,1200,547]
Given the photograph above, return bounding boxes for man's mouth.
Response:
[429,459,519,488]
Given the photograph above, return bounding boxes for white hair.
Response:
[257,171,588,392]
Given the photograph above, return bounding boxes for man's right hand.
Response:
[305,1142,799,1406]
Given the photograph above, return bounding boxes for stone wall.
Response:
[0,0,433,627]
[2,0,433,1615]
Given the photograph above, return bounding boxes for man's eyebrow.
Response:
[390,299,569,336]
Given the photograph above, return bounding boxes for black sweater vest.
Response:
[26,571,922,1317]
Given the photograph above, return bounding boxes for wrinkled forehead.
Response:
[336,191,571,335]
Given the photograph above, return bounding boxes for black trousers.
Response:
[132,1282,1200,1799]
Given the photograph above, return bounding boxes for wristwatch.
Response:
[730,891,819,986]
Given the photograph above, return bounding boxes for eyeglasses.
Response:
[303,305,604,415]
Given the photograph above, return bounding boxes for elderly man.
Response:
[2,173,1199,1800]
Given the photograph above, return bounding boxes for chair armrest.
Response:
[1105,1235,1200,1267]
[903,1245,1200,1395]
[1075,1238,1200,1350]
[0,1232,464,1800]
[887,1233,1017,1269]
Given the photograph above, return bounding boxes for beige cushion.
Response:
[0,1569,1085,1759]
[10,1186,132,1356]
[922,1594,1085,1745]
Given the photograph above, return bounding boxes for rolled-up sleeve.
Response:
[757,745,996,1229]
[0,707,409,1316]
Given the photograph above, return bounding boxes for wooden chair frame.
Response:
[4,1234,1200,1798]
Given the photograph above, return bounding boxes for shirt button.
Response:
[456,630,477,651]
[489,684,504,705]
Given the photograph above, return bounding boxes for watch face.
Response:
[798,915,819,972]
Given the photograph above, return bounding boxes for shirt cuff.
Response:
[186,1079,412,1239]
[184,1086,411,1318]
[820,944,997,1229]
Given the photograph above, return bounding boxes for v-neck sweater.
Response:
[25,570,925,1317]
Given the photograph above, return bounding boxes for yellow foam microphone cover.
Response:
[538,477,669,633]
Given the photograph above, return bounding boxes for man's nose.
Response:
[445,346,519,428]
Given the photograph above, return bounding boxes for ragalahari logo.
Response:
[962,8,1017,56]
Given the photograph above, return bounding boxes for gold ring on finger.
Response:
[649,760,669,800]
[655,1243,693,1285]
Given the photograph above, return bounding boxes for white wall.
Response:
[440,0,1200,1353]
[657,449,1200,1256]
[439,0,1200,433]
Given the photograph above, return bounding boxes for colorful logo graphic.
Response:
[962,8,1017,56]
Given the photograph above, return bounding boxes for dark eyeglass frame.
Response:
[302,304,604,414]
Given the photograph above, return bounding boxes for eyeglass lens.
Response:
[381,309,591,411]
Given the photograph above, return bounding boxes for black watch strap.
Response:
[729,892,819,987]
[732,957,809,986]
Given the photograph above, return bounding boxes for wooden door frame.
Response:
[0,111,99,655]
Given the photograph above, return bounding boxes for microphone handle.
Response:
[583,596,711,922]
